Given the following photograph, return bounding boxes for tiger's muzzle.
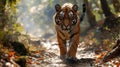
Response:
[62,25,71,30]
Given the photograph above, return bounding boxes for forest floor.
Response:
[27,40,95,67]
[0,29,120,67]
[26,34,120,67]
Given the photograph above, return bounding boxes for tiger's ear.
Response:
[55,4,61,12]
[72,4,78,12]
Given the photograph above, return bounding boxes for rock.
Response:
[11,41,29,55]
[15,57,26,67]
[5,62,14,67]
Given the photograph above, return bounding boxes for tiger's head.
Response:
[54,3,80,31]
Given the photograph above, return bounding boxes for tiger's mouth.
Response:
[62,28,70,30]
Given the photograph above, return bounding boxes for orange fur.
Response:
[54,3,80,58]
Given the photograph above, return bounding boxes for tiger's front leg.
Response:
[66,32,80,63]
[56,32,67,59]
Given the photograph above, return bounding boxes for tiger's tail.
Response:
[80,4,86,22]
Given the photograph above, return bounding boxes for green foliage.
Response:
[0,30,5,41]
[0,0,22,46]
[8,0,16,3]
[109,4,116,14]
[93,10,101,21]
[49,0,53,7]
[103,26,110,31]
[6,0,19,13]
[13,23,23,32]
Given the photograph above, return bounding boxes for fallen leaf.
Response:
[14,56,19,59]
[38,57,44,60]
[27,59,32,64]
[36,51,41,54]
[34,61,40,65]
[95,58,100,63]
[9,51,15,57]
[96,52,107,59]
[113,62,120,67]
[116,63,120,67]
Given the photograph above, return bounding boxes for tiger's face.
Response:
[54,3,79,31]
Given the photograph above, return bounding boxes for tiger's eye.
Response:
[55,18,61,25]
[55,15,61,25]
[59,11,64,19]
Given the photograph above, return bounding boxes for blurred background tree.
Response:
[99,0,120,40]
[84,0,97,28]
[0,0,23,45]
[0,0,7,40]
[112,0,120,13]
[0,0,119,48]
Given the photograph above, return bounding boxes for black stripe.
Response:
[57,33,66,48]
[70,32,79,39]
[80,4,86,22]
[83,4,86,12]
[63,40,66,47]
[59,30,65,37]
[80,13,85,22]
[57,33,63,40]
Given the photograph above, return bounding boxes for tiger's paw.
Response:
[59,55,66,60]
[65,57,79,64]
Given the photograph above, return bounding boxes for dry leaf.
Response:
[27,59,32,64]
[113,62,120,67]
[9,51,15,57]
[95,58,100,63]
[96,52,107,59]
[38,57,44,60]
[14,56,19,59]
[34,61,39,65]
[116,63,120,67]
[36,51,41,54]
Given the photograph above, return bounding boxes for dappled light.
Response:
[0,0,120,67]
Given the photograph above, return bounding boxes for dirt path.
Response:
[27,41,95,67]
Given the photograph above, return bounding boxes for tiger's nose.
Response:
[63,25,70,30]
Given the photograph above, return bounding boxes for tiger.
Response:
[53,3,86,63]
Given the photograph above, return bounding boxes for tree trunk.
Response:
[103,39,120,62]
[0,0,7,29]
[84,0,97,27]
[112,0,120,13]
[100,0,118,33]
[100,0,114,17]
